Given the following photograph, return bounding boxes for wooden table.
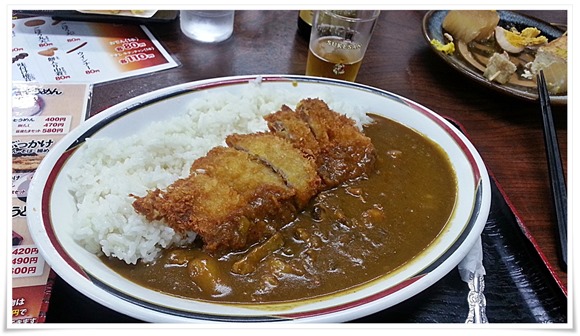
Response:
[47,9,569,322]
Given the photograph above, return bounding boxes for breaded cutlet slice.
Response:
[294,98,357,145]
[132,173,252,252]
[134,147,299,253]
[192,148,295,215]
[314,125,377,188]
[264,105,320,158]
[296,98,376,188]
[226,132,322,209]
[190,146,294,202]
[188,146,298,251]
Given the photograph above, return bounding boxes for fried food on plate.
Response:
[295,98,376,188]
[132,173,250,252]
[226,132,321,208]
[132,98,376,254]
[264,104,321,158]
[134,147,297,252]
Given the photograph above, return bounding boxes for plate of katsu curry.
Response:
[27,75,491,322]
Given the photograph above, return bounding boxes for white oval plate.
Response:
[27,75,491,323]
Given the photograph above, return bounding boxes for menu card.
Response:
[12,15,178,84]
[10,12,179,324]
[11,82,92,323]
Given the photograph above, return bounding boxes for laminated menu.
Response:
[11,82,92,323]
[11,14,178,84]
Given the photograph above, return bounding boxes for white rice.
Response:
[68,81,373,265]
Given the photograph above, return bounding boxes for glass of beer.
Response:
[306,10,380,82]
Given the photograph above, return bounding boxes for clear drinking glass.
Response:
[306,10,380,82]
[179,10,235,43]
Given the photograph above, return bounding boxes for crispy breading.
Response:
[188,147,297,251]
[190,146,294,204]
[314,128,376,188]
[226,132,321,208]
[264,105,320,158]
[132,173,252,251]
[132,98,376,254]
[296,98,376,188]
[134,147,298,253]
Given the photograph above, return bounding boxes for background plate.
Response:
[422,10,567,105]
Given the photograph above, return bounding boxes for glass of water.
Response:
[180,10,235,43]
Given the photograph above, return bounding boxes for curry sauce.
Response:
[102,114,457,303]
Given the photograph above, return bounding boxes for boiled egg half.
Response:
[494,26,548,53]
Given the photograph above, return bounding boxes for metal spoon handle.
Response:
[465,274,488,323]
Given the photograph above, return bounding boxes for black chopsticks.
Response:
[537,70,567,269]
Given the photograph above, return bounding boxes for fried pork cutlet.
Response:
[132,173,251,252]
[226,132,321,208]
[132,98,376,254]
[296,98,376,188]
[134,147,297,253]
[189,147,297,251]
[268,98,376,188]
[264,105,320,158]
[190,146,294,206]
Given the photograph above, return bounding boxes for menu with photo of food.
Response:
[11,15,178,84]
[11,82,92,323]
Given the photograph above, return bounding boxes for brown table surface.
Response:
[90,9,567,288]
[43,9,568,322]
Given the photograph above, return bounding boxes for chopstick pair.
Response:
[537,70,567,269]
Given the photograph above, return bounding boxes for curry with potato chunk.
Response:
[102,114,457,303]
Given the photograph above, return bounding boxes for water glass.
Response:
[180,10,235,43]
